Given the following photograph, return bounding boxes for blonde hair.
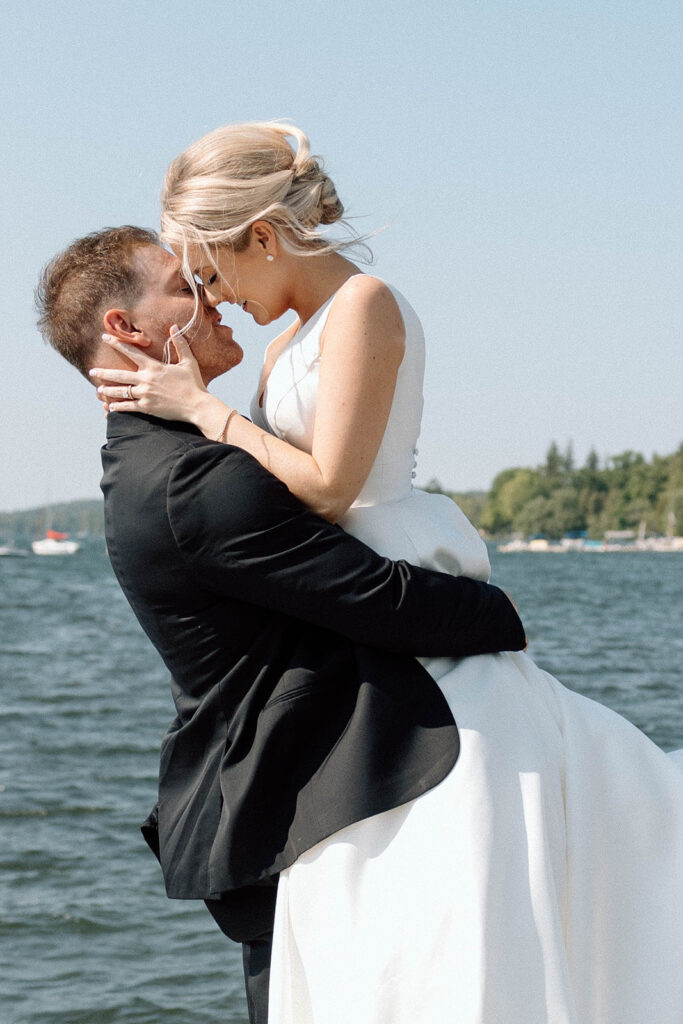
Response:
[160,121,371,268]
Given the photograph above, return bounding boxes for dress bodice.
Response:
[250,278,490,581]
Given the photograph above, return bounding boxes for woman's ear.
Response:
[251,220,278,258]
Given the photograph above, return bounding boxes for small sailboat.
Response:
[31,527,80,556]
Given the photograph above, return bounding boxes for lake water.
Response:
[1,544,681,1023]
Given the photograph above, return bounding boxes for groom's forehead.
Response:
[134,244,182,289]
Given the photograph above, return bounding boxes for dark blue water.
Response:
[1,544,681,1022]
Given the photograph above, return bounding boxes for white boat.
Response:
[498,537,565,553]
[31,530,80,556]
[0,543,30,557]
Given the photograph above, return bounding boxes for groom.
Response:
[37,227,525,1023]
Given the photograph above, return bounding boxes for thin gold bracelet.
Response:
[213,408,236,442]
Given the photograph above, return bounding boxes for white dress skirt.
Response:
[249,280,683,1024]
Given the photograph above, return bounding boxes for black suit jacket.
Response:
[101,413,524,902]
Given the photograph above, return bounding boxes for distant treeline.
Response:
[0,499,104,544]
[4,443,682,544]
[426,443,683,539]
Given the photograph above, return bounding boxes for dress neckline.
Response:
[257,274,364,407]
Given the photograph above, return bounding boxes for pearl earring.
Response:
[266,254,274,262]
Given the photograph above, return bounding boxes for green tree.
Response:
[543,441,562,480]
[585,448,600,472]
[481,467,541,534]
[423,478,445,494]
[545,487,585,538]
[513,495,553,536]
[481,443,681,538]
[560,442,575,474]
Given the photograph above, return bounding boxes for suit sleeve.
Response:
[167,443,525,657]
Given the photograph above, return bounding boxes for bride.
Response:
[95,122,682,1024]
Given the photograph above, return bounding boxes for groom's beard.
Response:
[157,314,243,382]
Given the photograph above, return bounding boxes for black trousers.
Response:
[204,879,278,1024]
[240,928,274,1024]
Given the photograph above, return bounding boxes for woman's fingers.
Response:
[106,400,139,413]
[97,382,143,412]
[169,325,195,363]
[89,368,139,384]
[97,385,139,401]
[100,333,153,367]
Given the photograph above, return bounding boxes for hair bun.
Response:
[289,156,344,227]
[318,175,344,225]
[291,156,320,182]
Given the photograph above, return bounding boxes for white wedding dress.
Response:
[250,280,683,1024]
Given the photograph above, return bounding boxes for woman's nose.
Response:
[199,282,219,307]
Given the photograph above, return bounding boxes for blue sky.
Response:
[2,0,681,511]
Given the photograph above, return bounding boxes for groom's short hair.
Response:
[36,225,159,378]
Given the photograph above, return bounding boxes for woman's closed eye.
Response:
[193,272,218,289]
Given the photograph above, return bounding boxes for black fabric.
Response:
[204,878,278,943]
[102,413,525,921]
[205,894,274,1023]
[242,932,273,1024]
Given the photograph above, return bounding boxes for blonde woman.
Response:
[92,122,682,1024]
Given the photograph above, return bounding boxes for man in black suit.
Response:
[37,227,525,1024]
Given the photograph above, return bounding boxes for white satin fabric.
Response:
[251,279,683,1024]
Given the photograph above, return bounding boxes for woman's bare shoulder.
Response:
[337,273,398,305]
[325,275,405,350]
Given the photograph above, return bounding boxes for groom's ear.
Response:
[102,308,153,349]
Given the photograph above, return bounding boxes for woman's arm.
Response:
[221,276,405,520]
[97,277,406,521]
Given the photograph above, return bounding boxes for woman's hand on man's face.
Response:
[89,326,209,422]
